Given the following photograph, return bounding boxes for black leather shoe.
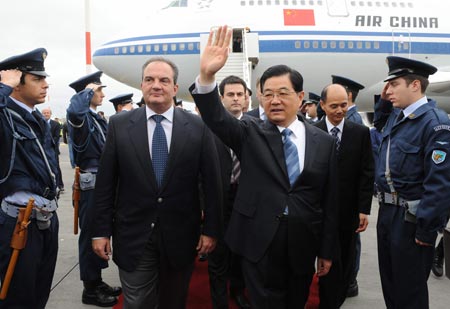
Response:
[432,250,444,277]
[232,292,251,308]
[82,288,118,307]
[346,281,359,298]
[97,281,122,296]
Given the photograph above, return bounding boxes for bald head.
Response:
[41,107,52,121]
[320,84,348,126]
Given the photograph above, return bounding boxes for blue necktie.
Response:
[330,126,340,152]
[152,115,168,188]
[282,128,300,187]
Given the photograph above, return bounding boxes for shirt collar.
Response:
[325,117,344,133]
[277,118,302,137]
[146,104,174,123]
[9,97,34,114]
[403,96,428,118]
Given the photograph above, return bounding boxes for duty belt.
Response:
[1,199,57,219]
[377,192,409,208]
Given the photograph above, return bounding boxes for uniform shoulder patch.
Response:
[432,150,446,164]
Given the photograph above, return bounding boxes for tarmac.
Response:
[45,144,450,308]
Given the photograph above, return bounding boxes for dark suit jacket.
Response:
[92,107,222,272]
[191,86,338,275]
[314,119,374,230]
[49,119,61,155]
[245,107,260,119]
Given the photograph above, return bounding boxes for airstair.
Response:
[200,27,259,92]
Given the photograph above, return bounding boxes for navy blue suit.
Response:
[0,84,59,309]
[375,98,450,308]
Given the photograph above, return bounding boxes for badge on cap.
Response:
[42,51,47,60]
[432,150,446,164]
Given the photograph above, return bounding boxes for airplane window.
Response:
[258,0,262,5]
[348,42,354,49]
[162,44,168,52]
[114,47,119,55]
[295,41,301,48]
[313,41,319,49]
[130,46,136,53]
[292,0,298,5]
[240,1,245,5]
[330,41,337,49]
[359,1,364,6]
[383,2,388,6]
[122,46,128,54]
[392,2,397,7]
[284,0,289,5]
[171,44,177,51]
[138,45,144,53]
[154,44,160,52]
[249,0,254,5]
[275,0,280,4]
[368,2,372,7]
[350,1,356,6]
[374,41,380,49]
[180,43,185,51]
[146,45,151,52]
[400,2,405,7]
[304,41,310,49]
[356,42,363,49]
[309,0,314,5]
[375,1,380,6]
[188,43,194,50]
[365,42,371,49]
[321,41,327,49]
[266,0,271,5]
[408,2,413,8]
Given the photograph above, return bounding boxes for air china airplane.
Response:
[92,0,450,116]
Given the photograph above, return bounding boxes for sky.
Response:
[1,0,170,117]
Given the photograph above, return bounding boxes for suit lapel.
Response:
[160,108,189,191]
[261,121,288,179]
[128,108,157,188]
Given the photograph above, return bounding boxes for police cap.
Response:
[384,56,437,82]
[109,93,134,107]
[69,71,106,93]
[0,48,49,77]
[332,75,365,93]
[304,92,320,105]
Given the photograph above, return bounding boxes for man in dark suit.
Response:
[191,25,338,308]
[92,57,222,309]
[245,77,265,120]
[314,84,374,308]
[42,107,64,191]
[207,75,250,309]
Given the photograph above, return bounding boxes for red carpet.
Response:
[114,261,319,308]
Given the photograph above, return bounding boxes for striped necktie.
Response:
[330,126,340,152]
[152,115,168,188]
[230,150,240,184]
[282,128,300,187]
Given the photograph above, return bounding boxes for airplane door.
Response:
[326,0,349,17]
[391,30,412,56]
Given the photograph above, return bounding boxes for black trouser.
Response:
[79,189,108,282]
[0,210,59,309]
[241,218,314,309]
[377,202,434,309]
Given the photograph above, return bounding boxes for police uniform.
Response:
[66,71,121,306]
[375,56,450,308]
[0,48,59,308]
[332,75,365,125]
[302,92,320,123]
[109,92,133,113]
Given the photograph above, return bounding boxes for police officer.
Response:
[109,92,134,114]
[302,92,320,123]
[66,71,121,307]
[332,75,365,125]
[374,56,450,308]
[0,48,59,308]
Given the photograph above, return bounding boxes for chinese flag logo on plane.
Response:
[283,9,315,26]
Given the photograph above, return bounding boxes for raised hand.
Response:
[0,69,22,88]
[199,25,233,85]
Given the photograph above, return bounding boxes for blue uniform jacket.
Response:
[346,106,364,125]
[0,83,58,200]
[375,98,450,243]
[66,89,108,171]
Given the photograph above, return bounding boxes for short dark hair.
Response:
[403,74,429,93]
[141,57,179,84]
[219,75,247,96]
[259,65,303,93]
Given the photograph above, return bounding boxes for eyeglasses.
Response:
[262,90,297,101]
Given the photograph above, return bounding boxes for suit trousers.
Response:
[241,218,313,309]
[377,203,434,309]
[119,223,195,309]
[79,189,108,281]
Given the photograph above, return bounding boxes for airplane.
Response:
[92,0,450,119]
